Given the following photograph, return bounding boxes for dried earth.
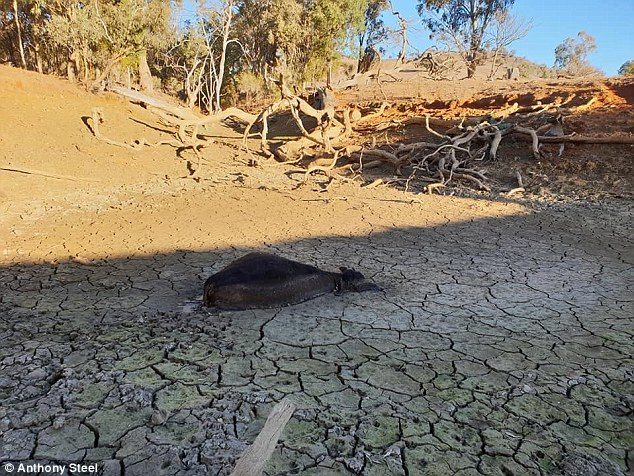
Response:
[0,66,632,475]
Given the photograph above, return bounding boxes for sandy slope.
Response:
[0,65,532,264]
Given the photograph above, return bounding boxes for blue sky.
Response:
[382,0,634,75]
[180,0,633,75]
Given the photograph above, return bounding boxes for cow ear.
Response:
[339,267,347,273]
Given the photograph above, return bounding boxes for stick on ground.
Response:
[230,399,296,476]
[0,166,99,182]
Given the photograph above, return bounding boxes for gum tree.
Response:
[417,0,516,78]
[356,0,389,71]
[619,60,634,76]
[554,31,600,76]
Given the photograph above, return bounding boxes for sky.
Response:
[386,0,634,75]
[180,0,634,75]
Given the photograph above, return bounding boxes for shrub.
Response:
[618,60,634,76]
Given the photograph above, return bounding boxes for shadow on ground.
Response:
[0,201,632,476]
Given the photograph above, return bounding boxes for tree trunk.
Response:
[466,61,476,78]
[12,0,27,69]
[215,6,233,112]
[391,11,408,65]
[67,51,78,82]
[34,42,44,74]
[66,61,76,82]
[138,50,154,93]
[185,74,202,109]
[467,1,478,78]
[72,51,81,80]
[397,18,408,64]
[91,50,130,91]
[488,49,500,80]
[82,54,89,82]
[357,33,365,73]
[466,46,478,78]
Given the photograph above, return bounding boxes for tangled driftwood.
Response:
[89,80,634,192]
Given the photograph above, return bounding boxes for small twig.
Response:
[426,183,446,194]
[489,127,502,160]
[425,114,450,140]
[363,179,384,189]
[0,167,99,183]
[452,172,490,191]
[516,171,524,188]
[506,187,526,196]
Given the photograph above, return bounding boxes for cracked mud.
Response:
[1,192,632,476]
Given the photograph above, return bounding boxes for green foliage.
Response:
[356,0,389,70]
[359,0,389,48]
[236,70,265,98]
[1,0,176,82]
[0,1,389,104]
[618,60,634,76]
[224,67,264,109]
[554,31,601,77]
[235,0,305,79]
[417,0,516,77]
[235,0,369,84]
[45,2,100,55]
[311,0,367,58]
[554,31,596,69]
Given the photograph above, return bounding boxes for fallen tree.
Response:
[89,79,633,192]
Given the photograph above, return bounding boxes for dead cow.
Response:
[203,252,381,310]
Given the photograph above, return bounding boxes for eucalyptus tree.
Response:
[554,31,600,76]
[417,0,516,78]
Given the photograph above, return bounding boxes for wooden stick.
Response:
[489,128,502,160]
[516,171,524,188]
[230,399,296,476]
[90,107,138,149]
[426,182,445,194]
[514,126,541,158]
[0,167,100,182]
[491,102,519,120]
[347,146,402,168]
[535,134,634,144]
[452,172,491,191]
[506,187,525,196]
[108,85,199,121]
[395,141,440,154]
[403,116,484,130]
[425,114,450,140]
[512,129,634,152]
[354,102,390,124]
[90,108,195,152]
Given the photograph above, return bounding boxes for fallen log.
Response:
[107,85,199,121]
[98,78,634,194]
[402,116,485,130]
[533,134,634,144]
[230,399,296,476]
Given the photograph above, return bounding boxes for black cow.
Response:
[203,252,381,310]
